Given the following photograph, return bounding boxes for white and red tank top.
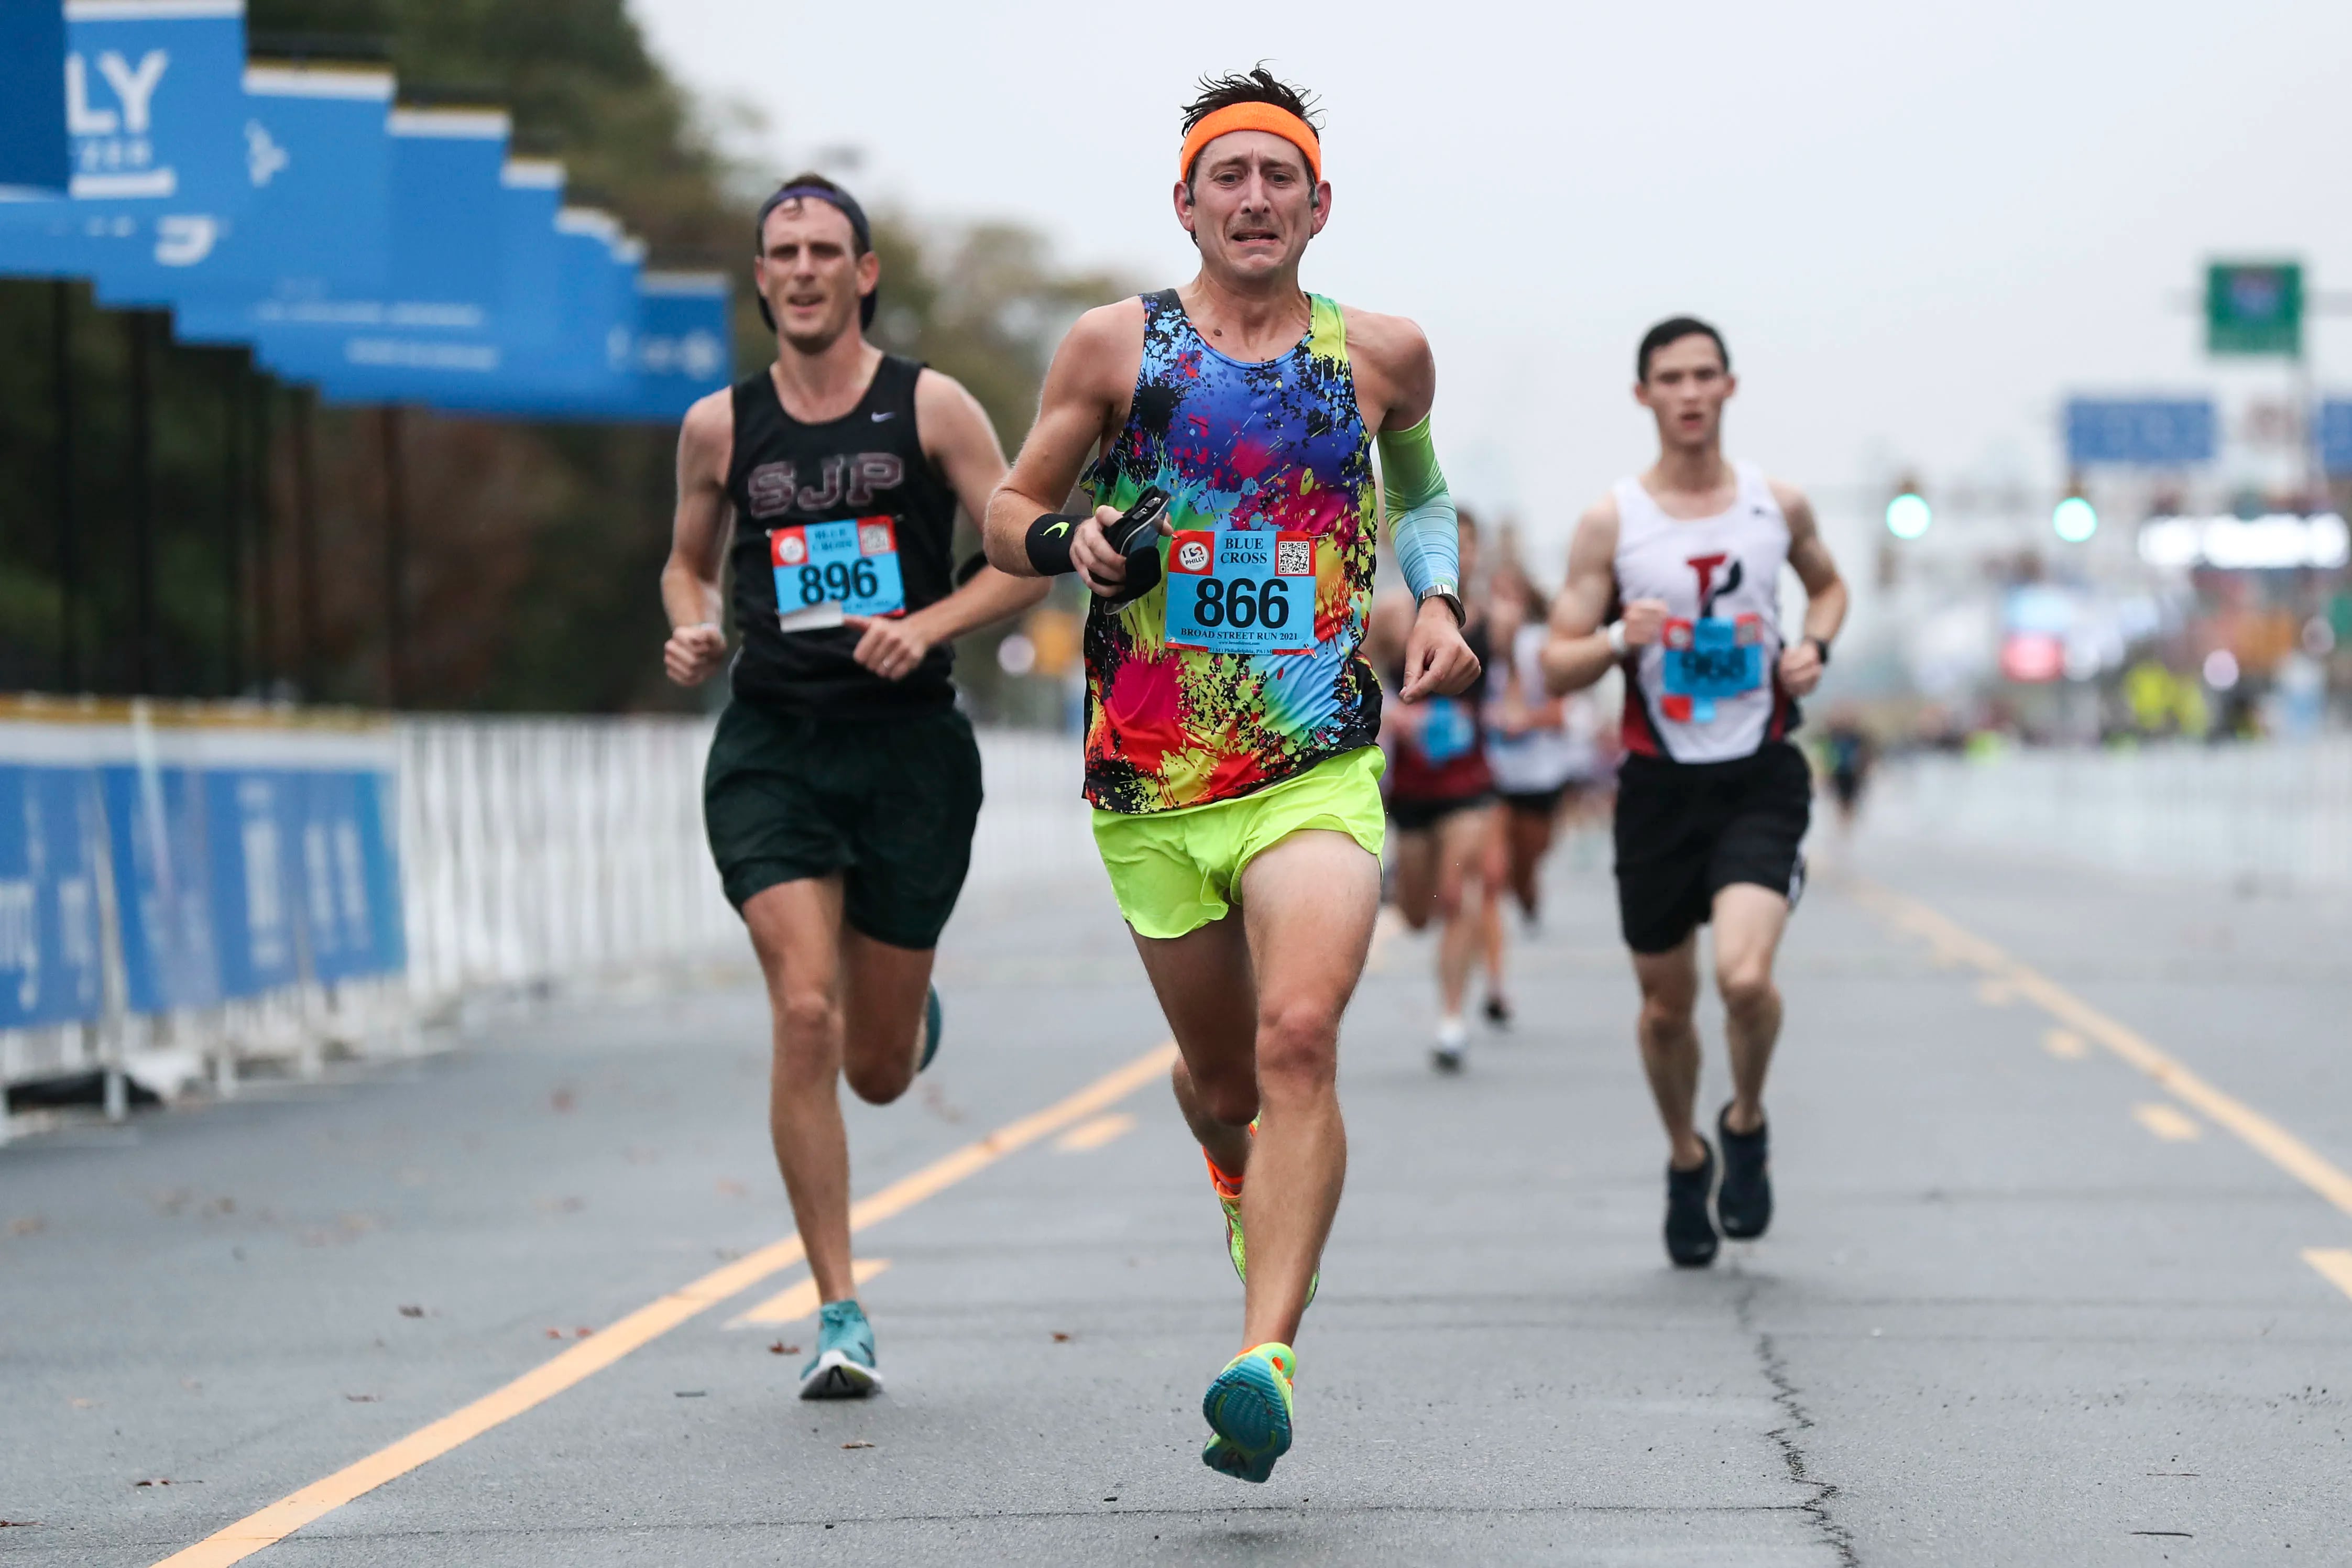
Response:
[1613,462,1795,764]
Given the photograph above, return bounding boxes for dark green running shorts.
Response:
[702,699,983,950]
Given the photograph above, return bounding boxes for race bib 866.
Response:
[1164,528,1317,654]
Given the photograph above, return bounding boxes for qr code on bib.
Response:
[1276,539,1313,576]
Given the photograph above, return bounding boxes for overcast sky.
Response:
[630,0,2352,574]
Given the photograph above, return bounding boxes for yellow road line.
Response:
[1055,1111,1137,1153]
[2304,1248,2352,1302]
[2043,1028,2088,1060]
[152,1039,1180,1568]
[2133,1103,2202,1143]
[1852,881,2352,1220]
[726,1258,891,1330]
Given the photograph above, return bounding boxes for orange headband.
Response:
[1178,103,1322,184]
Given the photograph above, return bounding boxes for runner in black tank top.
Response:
[1368,513,1506,1072]
[658,176,1047,1399]
[723,353,962,715]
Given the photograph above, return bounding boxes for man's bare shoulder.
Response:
[679,383,735,475]
[1064,296,1146,359]
[1576,491,1622,540]
[1335,305,1431,379]
[913,366,1006,465]
[1040,296,1146,402]
[1765,474,1815,525]
[912,365,988,425]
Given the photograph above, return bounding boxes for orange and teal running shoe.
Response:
[1201,1343,1296,1483]
[1206,1122,1318,1306]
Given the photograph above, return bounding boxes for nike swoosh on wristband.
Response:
[1045,521,1072,538]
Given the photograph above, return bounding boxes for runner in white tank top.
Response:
[1611,462,1795,764]
[1537,317,1848,1270]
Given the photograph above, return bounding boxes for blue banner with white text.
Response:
[0,0,69,195]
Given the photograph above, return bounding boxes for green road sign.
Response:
[2206,260,2303,357]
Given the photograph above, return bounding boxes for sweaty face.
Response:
[1177,131,1327,280]
[1636,334,1735,449]
[754,200,875,354]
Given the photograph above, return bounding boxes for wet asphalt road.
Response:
[4,823,2350,1565]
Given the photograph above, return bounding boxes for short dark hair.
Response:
[1179,66,1319,185]
[1637,316,1729,381]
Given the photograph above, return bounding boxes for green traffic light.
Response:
[1885,492,1931,540]
[2052,496,2097,543]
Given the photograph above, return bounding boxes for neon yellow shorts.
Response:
[1091,747,1387,940]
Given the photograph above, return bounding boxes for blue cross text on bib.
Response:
[1163,528,1318,654]
[769,517,906,624]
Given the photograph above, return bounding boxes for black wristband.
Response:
[1807,635,1832,667]
[1025,512,1087,576]
[1100,486,1170,607]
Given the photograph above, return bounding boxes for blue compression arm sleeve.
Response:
[1377,415,1460,605]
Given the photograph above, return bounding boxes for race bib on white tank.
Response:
[1612,463,1792,763]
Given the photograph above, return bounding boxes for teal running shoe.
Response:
[915,985,943,1074]
[798,1299,882,1399]
[1200,1342,1296,1483]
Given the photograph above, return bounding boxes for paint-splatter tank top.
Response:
[1081,289,1382,814]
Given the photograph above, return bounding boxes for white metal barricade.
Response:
[1869,738,2352,891]
[4,706,1096,1131]
[391,718,1095,1008]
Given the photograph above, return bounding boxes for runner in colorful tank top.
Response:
[986,67,1480,1486]
[1079,288,1382,813]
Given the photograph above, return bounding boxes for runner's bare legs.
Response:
[1630,934,1705,1169]
[1709,883,1790,1135]
[1144,829,1378,1347]
[745,876,937,1304]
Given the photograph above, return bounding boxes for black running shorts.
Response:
[702,699,982,950]
[1500,784,1569,818]
[1612,741,1810,955]
[1388,791,1493,834]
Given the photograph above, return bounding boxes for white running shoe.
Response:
[1431,1015,1469,1073]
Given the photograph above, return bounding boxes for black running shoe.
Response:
[1715,1104,1772,1240]
[1483,994,1512,1029]
[1664,1138,1719,1268]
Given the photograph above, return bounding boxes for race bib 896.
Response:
[1164,528,1317,654]
[770,517,905,627]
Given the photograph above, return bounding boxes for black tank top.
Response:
[724,355,961,715]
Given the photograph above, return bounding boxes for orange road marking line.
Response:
[2303,1248,2352,1302]
[1055,1111,1137,1152]
[1852,881,2352,1220]
[150,1039,1179,1567]
[2133,1103,2202,1143]
[2043,1028,2088,1060]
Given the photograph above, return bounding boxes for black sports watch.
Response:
[1805,635,1832,667]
